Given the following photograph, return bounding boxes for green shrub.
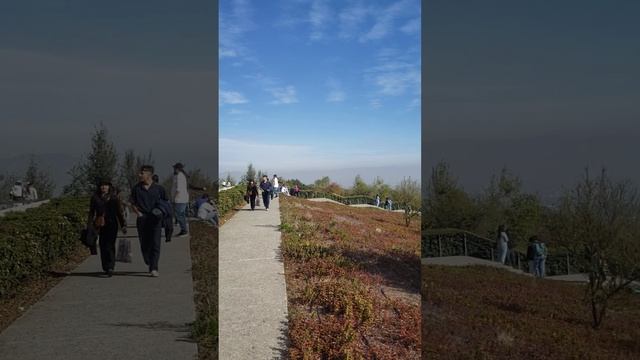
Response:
[0,197,88,298]
[217,185,246,217]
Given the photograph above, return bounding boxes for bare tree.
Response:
[556,168,640,329]
[394,177,421,226]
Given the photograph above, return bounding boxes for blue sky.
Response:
[219,0,421,185]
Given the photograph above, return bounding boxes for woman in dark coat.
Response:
[246,180,259,210]
[87,180,127,276]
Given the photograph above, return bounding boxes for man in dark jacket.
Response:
[130,165,166,277]
[260,175,272,211]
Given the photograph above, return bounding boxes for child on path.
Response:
[272,174,279,199]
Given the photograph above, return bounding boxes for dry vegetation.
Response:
[422,265,640,359]
[280,196,421,359]
[189,221,218,360]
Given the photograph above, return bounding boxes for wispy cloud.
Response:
[326,78,346,102]
[228,108,250,115]
[338,1,370,39]
[309,0,331,40]
[400,17,420,35]
[220,0,255,59]
[269,85,299,104]
[220,90,249,105]
[359,0,419,42]
[370,98,382,109]
[365,47,421,97]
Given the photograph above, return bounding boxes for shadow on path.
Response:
[48,271,151,278]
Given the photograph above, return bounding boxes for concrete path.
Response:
[0,219,197,360]
[423,256,640,291]
[0,200,50,217]
[219,196,288,360]
[422,256,533,276]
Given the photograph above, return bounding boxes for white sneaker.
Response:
[150,270,159,277]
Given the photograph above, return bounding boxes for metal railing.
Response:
[423,228,581,276]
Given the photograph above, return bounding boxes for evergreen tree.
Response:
[64,123,118,195]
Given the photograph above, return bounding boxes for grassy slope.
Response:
[422,265,640,359]
[280,196,421,359]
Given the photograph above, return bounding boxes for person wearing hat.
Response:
[87,180,127,277]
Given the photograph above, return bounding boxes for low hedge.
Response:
[217,185,246,217]
[0,196,88,298]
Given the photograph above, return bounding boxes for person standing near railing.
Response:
[497,225,509,264]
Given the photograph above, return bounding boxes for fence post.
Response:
[490,248,494,261]
[463,235,468,256]
[438,237,442,257]
[566,254,570,275]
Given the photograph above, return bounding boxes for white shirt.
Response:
[273,177,279,187]
[198,202,215,219]
[171,171,189,203]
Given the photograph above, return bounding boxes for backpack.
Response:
[534,243,546,258]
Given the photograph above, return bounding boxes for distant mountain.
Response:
[0,153,80,195]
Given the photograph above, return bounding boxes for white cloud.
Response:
[400,17,420,35]
[220,90,249,105]
[309,0,331,40]
[220,0,255,60]
[364,47,421,97]
[269,86,299,104]
[326,78,346,102]
[359,0,419,42]
[370,98,382,109]
[338,2,370,39]
[228,108,249,115]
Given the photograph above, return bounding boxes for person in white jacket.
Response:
[497,225,509,264]
[171,163,190,236]
[271,174,279,199]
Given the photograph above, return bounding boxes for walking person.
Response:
[87,180,127,277]
[497,225,509,264]
[260,175,273,211]
[153,174,174,243]
[25,182,38,202]
[246,180,259,210]
[272,174,279,199]
[375,194,381,207]
[130,165,166,277]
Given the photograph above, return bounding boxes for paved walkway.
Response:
[0,200,50,217]
[0,218,197,360]
[219,196,288,360]
[423,256,640,291]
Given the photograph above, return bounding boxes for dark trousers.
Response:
[262,192,270,209]
[137,215,162,271]
[250,195,257,210]
[163,216,174,242]
[98,223,119,272]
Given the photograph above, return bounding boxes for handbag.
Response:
[94,214,106,228]
[116,238,132,263]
